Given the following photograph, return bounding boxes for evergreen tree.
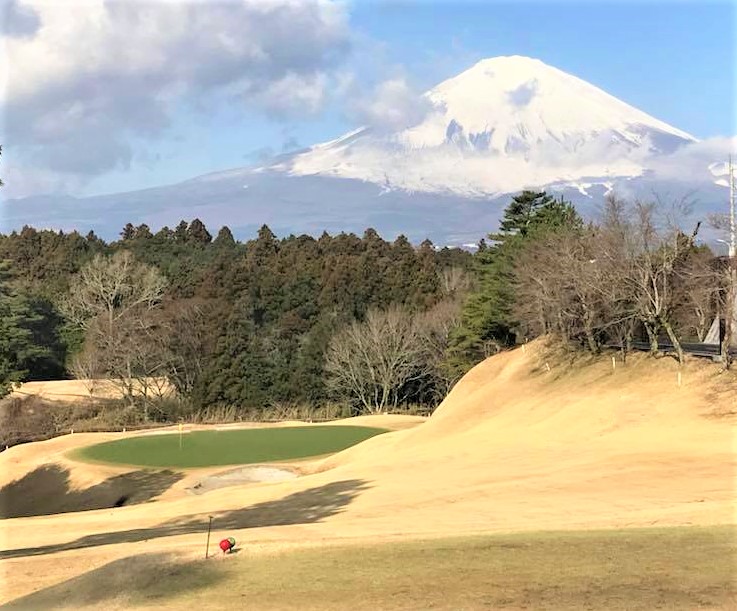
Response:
[85,230,103,246]
[174,220,189,243]
[155,226,174,241]
[449,191,581,369]
[495,190,555,238]
[120,223,135,241]
[213,226,236,249]
[0,262,49,397]
[134,224,153,240]
[187,219,212,245]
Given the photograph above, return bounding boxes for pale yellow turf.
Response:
[1,341,735,605]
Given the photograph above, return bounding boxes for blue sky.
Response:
[2,0,735,199]
[353,0,736,136]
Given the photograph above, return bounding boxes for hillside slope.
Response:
[1,343,735,603]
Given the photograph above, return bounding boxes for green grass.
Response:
[72,426,386,468]
[5,526,735,610]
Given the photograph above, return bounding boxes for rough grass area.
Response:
[4,526,735,610]
[72,426,387,468]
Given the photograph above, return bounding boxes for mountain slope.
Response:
[276,55,696,196]
[2,56,728,244]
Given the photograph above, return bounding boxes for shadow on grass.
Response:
[0,479,369,560]
[1,553,225,610]
[0,464,184,519]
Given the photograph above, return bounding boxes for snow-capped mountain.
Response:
[2,56,730,246]
[274,56,696,196]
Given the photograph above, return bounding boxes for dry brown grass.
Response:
[1,341,734,606]
[3,526,735,610]
[10,378,176,402]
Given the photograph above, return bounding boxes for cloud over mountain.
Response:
[2,55,731,247]
[2,0,350,182]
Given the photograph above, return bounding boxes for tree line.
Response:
[454,191,732,369]
[0,221,472,418]
[0,190,731,424]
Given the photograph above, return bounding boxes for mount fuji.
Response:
[2,56,730,246]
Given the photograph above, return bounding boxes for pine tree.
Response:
[494,190,555,238]
[448,191,581,369]
[213,226,236,249]
[120,223,135,241]
[187,219,212,245]
[174,220,189,243]
[0,262,48,397]
[134,224,153,240]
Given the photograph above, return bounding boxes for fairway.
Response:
[72,426,387,468]
[4,526,735,610]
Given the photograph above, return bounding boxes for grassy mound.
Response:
[72,426,387,468]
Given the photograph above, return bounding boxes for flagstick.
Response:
[205,515,213,559]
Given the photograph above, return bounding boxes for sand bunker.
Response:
[187,465,299,495]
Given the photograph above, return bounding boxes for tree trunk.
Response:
[622,322,634,363]
[537,300,547,336]
[557,311,568,342]
[582,304,598,354]
[722,282,734,370]
[584,325,598,354]
[722,330,732,370]
[695,308,707,343]
[644,322,659,355]
[662,320,684,364]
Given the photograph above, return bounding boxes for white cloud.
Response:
[1,162,86,199]
[250,72,329,118]
[349,77,434,133]
[2,0,351,180]
[644,135,737,183]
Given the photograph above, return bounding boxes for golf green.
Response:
[73,426,387,468]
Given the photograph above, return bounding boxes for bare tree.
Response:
[417,299,463,399]
[438,267,472,297]
[675,249,722,342]
[61,250,167,334]
[69,349,103,396]
[511,194,710,364]
[92,310,174,418]
[514,227,612,353]
[159,299,219,397]
[626,202,702,362]
[513,234,563,340]
[325,306,430,414]
[62,251,168,419]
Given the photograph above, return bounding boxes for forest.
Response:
[0,190,732,439]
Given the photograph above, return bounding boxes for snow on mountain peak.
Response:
[403,54,695,150]
[277,56,698,196]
